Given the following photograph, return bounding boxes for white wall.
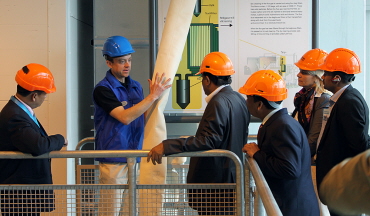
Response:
[0,0,67,183]
[318,0,367,95]
[66,0,94,184]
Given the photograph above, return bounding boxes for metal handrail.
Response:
[75,136,95,151]
[74,136,258,151]
[75,136,95,168]
[244,157,283,216]
[0,149,244,216]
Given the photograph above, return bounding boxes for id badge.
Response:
[323,107,330,122]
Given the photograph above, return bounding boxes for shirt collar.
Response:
[205,85,229,103]
[106,70,132,88]
[314,92,322,97]
[330,84,349,104]
[14,94,34,116]
[262,107,283,125]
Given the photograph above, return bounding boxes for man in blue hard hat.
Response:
[93,35,171,215]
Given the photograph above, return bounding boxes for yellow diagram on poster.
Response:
[171,0,219,110]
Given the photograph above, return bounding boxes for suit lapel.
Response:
[257,108,286,146]
[37,119,47,136]
[11,101,47,136]
[257,124,266,144]
[319,85,352,148]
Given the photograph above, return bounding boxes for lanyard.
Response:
[10,96,40,128]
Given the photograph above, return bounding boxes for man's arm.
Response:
[147,99,230,165]
[319,150,370,215]
[339,95,369,154]
[110,73,171,125]
[253,124,302,179]
[9,115,65,156]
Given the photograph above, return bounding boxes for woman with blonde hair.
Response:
[293,48,331,159]
[293,48,331,216]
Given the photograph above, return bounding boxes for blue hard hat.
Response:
[102,36,135,57]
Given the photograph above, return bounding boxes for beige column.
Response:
[138,0,197,215]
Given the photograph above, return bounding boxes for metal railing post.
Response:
[254,190,266,216]
[250,171,255,216]
[245,157,283,216]
[244,162,251,216]
[234,156,244,216]
[127,157,137,216]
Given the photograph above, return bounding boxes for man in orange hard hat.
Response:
[315,48,370,216]
[241,70,319,216]
[0,63,68,215]
[147,52,250,215]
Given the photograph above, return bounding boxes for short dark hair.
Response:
[331,71,355,83]
[202,72,232,86]
[252,95,282,110]
[104,55,114,63]
[17,85,45,97]
[104,53,131,63]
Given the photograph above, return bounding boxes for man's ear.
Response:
[106,60,113,68]
[257,100,263,111]
[203,75,210,85]
[31,92,38,101]
[332,75,341,82]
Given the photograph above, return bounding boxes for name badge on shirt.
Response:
[323,108,330,122]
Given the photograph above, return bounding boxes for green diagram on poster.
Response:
[172,0,219,110]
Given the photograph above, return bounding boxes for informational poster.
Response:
[160,0,311,113]
[237,0,311,111]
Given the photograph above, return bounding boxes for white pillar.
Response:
[138,0,197,215]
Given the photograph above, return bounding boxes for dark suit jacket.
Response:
[163,86,250,214]
[163,86,250,183]
[254,108,319,216]
[0,99,64,213]
[316,85,370,189]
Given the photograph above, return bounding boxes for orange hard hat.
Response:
[15,63,56,93]
[196,52,235,76]
[239,70,287,101]
[295,48,328,71]
[319,48,361,74]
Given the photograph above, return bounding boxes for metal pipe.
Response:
[312,0,318,48]
[74,137,95,185]
[245,157,283,216]
[255,190,266,216]
[149,0,158,78]
[127,157,137,216]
